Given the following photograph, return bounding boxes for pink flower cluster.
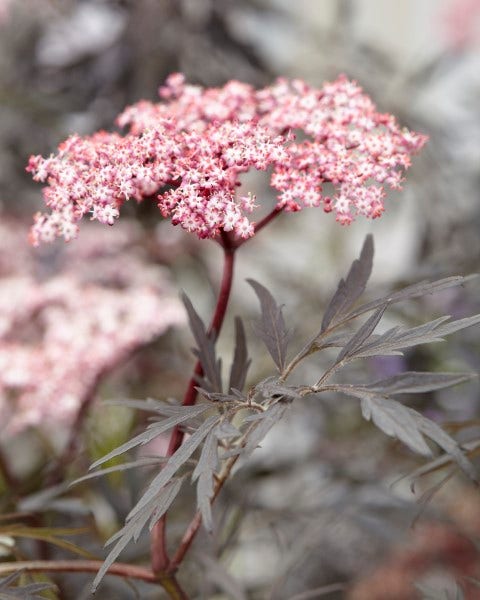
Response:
[28,73,427,244]
[0,220,185,434]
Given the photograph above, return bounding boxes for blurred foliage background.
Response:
[0,1,480,598]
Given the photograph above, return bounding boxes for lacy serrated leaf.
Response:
[365,372,476,395]
[337,303,388,362]
[348,313,480,359]
[359,393,432,456]
[92,477,183,592]
[88,403,211,470]
[247,279,289,372]
[183,293,222,392]
[104,397,163,412]
[72,457,166,486]
[414,418,477,481]
[339,387,477,480]
[242,403,287,458]
[407,439,480,484]
[0,571,56,600]
[321,234,374,332]
[349,275,477,321]
[148,476,185,530]
[229,317,251,392]
[127,415,219,520]
[192,429,219,532]
[0,572,23,590]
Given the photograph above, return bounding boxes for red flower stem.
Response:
[168,231,236,453]
[151,230,236,575]
[235,205,283,248]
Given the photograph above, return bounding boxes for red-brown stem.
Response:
[0,560,187,599]
[151,231,236,575]
[0,560,157,582]
[235,205,283,248]
[167,232,236,454]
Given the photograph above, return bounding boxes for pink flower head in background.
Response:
[0,219,185,434]
[27,73,427,245]
[0,0,12,26]
[440,0,480,50]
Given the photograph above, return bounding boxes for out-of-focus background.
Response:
[1,1,480,598]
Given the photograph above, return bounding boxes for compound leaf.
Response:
[337,387,477,481]
[127,415,219,520]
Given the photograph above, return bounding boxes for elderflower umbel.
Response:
[27,74,427,245]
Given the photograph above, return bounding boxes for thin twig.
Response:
[0,560,157,582]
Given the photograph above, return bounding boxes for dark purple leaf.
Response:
[350,275,477,321]
[127,415,219,521]
[365,372,476,395]
[248,279,289,372]
[89,403,211,470]
[228,317,251,392]
[337,303,388,362]
[183,293,222,393]
[336,386,477,481]
[321,234,374,332]
[192,429,219,532]
[93,477,184,592]
[242,403,287,457]
[349,313,480,359]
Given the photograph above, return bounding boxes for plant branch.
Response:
[152,212,282,578]
[0,559,188,599]
[151,232,236,575]
[0,560,157,582]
